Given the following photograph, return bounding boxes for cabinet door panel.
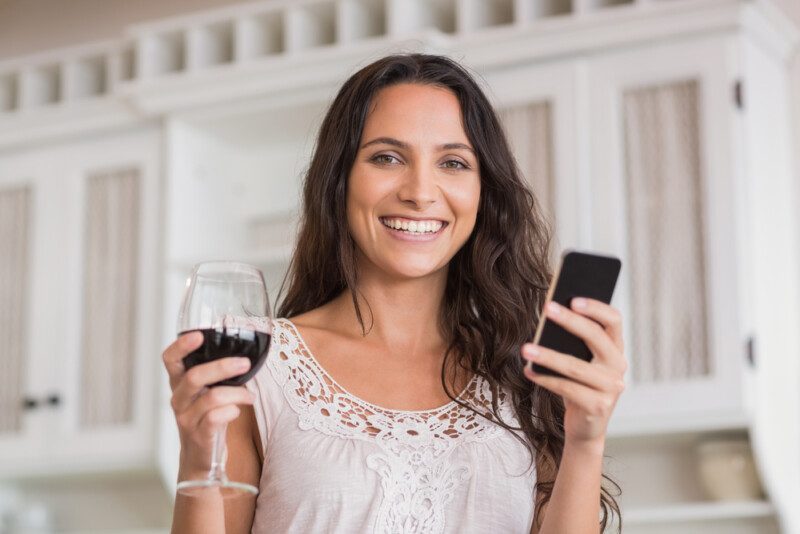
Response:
[0,186,31,435]
[586,37,748,434]
[79,168,141,429]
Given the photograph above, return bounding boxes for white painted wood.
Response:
[624,500,775,525]
[387,0,456,36]
[186,22,235,71]
[739,35,800,534]
[337,0,386,43]
[18,63,60,108]
[457,0,514,33]
[62,55,106,100]
[234,11,284,61]
[284,1,337,52]
[136,31,185,78]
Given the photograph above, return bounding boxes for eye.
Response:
[441,159,469,170]
[370,153,402,166]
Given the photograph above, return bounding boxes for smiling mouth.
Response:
[379,217,448,235]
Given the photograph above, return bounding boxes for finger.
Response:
[177,386,255,431]
[544,301,621,368]
[196,404,242,441]
[521,344,623,393]
[523,365,618,419]
[162,331,204,382]
[172,357,252,413]
[570,298,624,350]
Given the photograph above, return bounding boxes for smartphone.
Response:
[526,249,622,377]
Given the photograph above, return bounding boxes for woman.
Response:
[163,54,626,533]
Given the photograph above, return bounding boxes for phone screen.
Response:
[526,249,622,377]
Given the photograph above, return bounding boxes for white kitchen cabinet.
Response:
[0,127,162,477]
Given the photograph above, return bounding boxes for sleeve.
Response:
[245,330,284,458]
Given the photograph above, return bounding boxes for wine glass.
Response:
[176,261,273,497]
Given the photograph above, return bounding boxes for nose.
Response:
[397,164,438,210]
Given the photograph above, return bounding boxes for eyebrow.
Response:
[361,137,475,154]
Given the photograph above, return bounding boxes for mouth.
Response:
[379,216,448,236]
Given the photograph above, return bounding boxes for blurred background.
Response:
[0,0,799,532]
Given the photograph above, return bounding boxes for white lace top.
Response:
[245,318,536,533]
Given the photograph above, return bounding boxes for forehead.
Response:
[362,83,469,142]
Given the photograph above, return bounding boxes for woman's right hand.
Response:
[162,331,256,476]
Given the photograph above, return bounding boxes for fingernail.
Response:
[235,358,251,370]
[572,297,587,309]
[522,344,540,360]
[547,301,561,315]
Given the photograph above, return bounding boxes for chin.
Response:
[385,259,447,280]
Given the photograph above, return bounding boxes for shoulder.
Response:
[284,297,360,349]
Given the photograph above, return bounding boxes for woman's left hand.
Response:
[521,298,627,447]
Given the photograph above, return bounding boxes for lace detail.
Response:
[267,319,513,534]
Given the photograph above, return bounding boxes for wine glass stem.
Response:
[209,426,228,483]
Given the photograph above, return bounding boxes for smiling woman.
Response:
[164,53,624,534]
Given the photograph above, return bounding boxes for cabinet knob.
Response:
[22,397,39,410]
[46,394,61,407]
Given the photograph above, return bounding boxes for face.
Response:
[346,83,481,281]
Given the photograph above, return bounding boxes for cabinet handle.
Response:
[22,397,39,410]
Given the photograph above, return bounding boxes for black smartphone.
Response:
[526,249,622,377]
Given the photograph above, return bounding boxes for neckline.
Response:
[278,318,478,415]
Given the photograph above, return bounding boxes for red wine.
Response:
[180,327,271,386]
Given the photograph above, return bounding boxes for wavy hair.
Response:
[277,53,621,532]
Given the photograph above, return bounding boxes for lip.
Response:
[379,215,449,223]
[379,217,448,242]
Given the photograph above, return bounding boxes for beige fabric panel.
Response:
[80,168,140,428]
[499,101,557,263]
[0,187,30,433]
[623,80,710,383]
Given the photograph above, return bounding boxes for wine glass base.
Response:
[177,478,259,498]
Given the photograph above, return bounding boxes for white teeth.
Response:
[381,218,444,234]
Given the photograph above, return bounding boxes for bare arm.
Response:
[522,298,627,534]
[164,333,264,534]
[529,440,604,534]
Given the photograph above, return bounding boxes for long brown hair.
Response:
[277,53,621,532]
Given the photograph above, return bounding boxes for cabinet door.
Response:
[0,178,46,465]
[585,36,749,434]
[47,128,162,472]
[486,61,583,256]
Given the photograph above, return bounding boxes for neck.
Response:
[328,258,449,362]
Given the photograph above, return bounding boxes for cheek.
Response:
[450,180,481,229]
[346,168,386,235]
